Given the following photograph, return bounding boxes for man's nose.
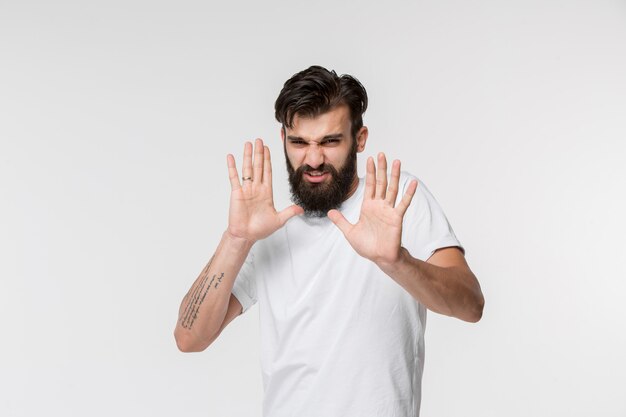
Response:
[304,145,324,169]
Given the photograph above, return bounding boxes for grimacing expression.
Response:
[284,138,357,217]
[281,104,366,217]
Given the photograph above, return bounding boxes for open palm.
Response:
[227,139,303,243]
[328,153,418,265]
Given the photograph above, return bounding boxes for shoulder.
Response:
[399,170,444,201]
[397,171,447,223]
[398,170,428,200]
[399,170,419,187]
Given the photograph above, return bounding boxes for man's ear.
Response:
[280,126,285,143]
[355,126,368,153]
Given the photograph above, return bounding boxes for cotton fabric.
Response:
[232,172,463,417]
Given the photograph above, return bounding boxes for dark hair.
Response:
[274,65,368,139]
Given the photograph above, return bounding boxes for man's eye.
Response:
[322,139,340,146]
[290,140,306,146]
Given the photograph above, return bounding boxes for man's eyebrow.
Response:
[321,134,344,140]
[286,133,345,142]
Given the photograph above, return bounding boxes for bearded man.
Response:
[174,65,484,417]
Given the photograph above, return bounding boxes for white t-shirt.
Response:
[232,172,463,417]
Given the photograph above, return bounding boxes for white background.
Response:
[1,0,625,416]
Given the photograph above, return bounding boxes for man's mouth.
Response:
[303,171,329,183]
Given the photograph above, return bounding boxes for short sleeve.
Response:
[231,247,258,314]
[400,172,465,261]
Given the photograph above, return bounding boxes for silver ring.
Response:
[242,176,253,182]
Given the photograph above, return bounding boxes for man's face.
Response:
[282,104,365,217]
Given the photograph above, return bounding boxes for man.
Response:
[174,65,484,416]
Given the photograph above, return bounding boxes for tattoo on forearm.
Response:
[180,258,212,320]
[214,272,224,288]
[179,256,227,330]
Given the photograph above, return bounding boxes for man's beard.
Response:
[284,142,357,218]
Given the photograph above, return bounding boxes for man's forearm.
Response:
[378,247,484,322]
[174,231,254,352]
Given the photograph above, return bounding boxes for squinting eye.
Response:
[322,139,340,146]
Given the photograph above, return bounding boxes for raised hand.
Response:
[226,138,304,243]
[328,153,418,266]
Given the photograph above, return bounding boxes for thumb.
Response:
[278,204,304,225]
[327,209,353,235]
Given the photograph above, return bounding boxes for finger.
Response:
[253,138,264,183]
[241,141,253,184]
[227,154,242,191]
[386,159,401,206]
[364,156,376,200]
[277,204,304,225]
[263,145,272,186]
[375,153,387,199]
[396,179,418,215]
[327,209,354,236]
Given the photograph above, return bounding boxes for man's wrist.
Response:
[376,246,411,276]
[223,230,256,252]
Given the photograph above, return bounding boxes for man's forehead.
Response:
[287,105,351,139]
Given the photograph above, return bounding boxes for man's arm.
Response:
[174,232,252,352]
[378,246,484,322]
[174,139,303,352]
[328,153,484,323]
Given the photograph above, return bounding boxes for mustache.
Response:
[297,163,337,175]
